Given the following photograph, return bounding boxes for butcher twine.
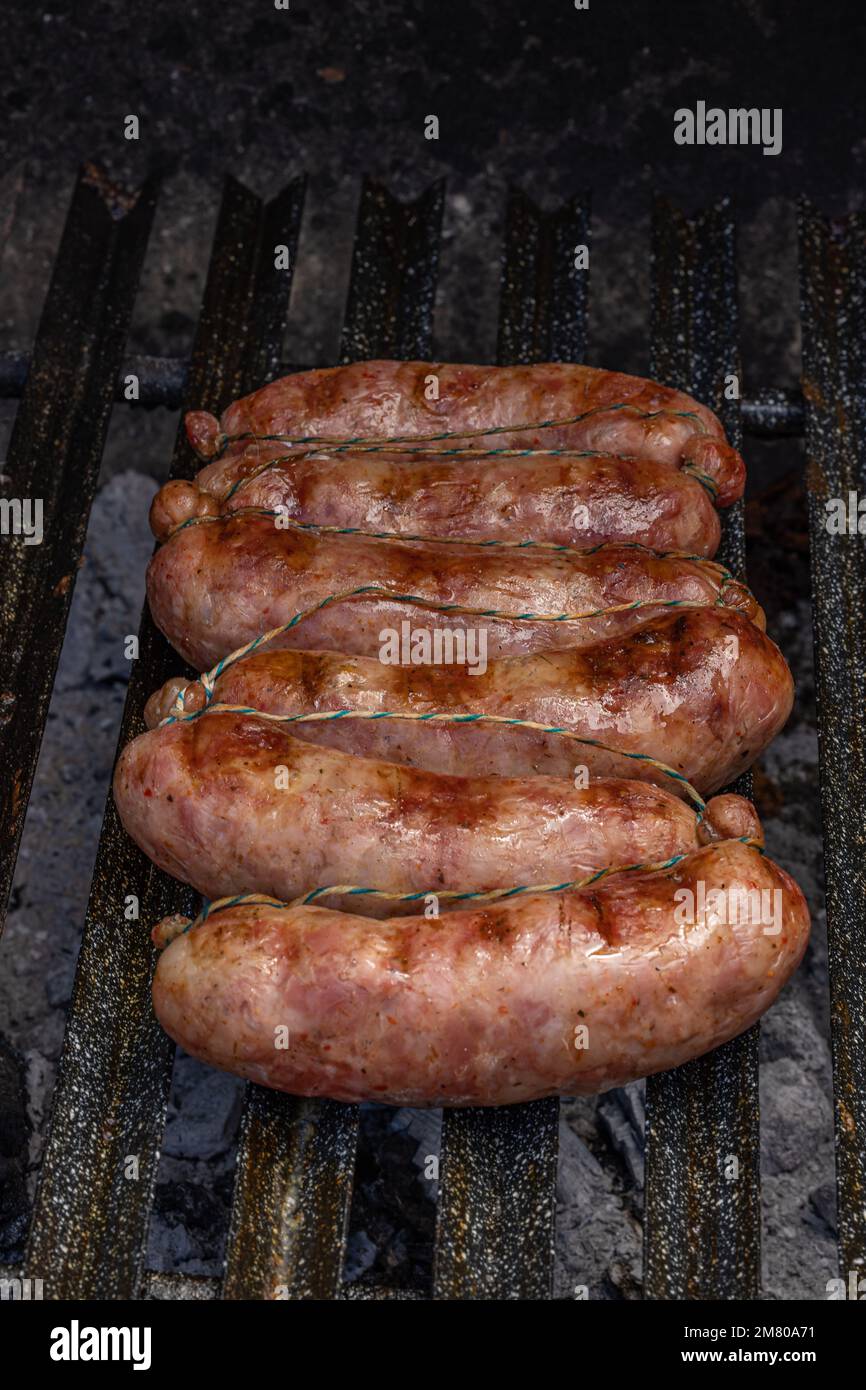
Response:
[160,687,742,918]
[176,400,725,509]
[206,401,720,498]
[154,403,747,928]
[217,445,719,506]
[162,552,746,718]
[154,833,767,944]
[167,509,729,550]
[159,540,750,823]
[164,699,708,810]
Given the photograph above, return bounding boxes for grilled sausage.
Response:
[151,839,809,1106]
[149,447,723,556]
[146,608,793,797]
[146,517,762,670]
[184,360,745,506]
[114,708,762,913]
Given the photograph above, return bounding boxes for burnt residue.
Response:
[798,200,866,1277]
[643,196,761,1301]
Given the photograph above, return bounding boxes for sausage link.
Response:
[146,517,763,670]
[184,360,745,505]
[146,608,792,797]
[114,708,759,913]
[149,446,723,556]
[151,839,809,1106]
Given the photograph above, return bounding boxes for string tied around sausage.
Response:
[162,547,741,713]
[161,699,709,820]
[211,444,719,508]
[152,834,767,948]
[206,400,712,461]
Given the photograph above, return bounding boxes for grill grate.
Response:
[23,172,306,1298]
[644,197,760,1300]
[1,167,860,1298]
[798,201,866,1280]
[0,166,157,938]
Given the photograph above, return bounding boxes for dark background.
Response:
[0,0,859,1297]
[2,0,865,385]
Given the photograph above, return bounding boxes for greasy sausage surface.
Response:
[185,361,745,506]
[147,608,793,797]
[151,839,809,1106]
[150,446,723,556]
[147,517,762,669]
[114,708,761,913]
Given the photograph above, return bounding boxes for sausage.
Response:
[146,516,763,670]
[150,838,810,1106]
[184,360,745,507]
[149,447,723,557]
[113,708,763,913]
[146,608,793,797]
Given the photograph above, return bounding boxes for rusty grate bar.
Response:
[644,197,761,1301]
[496,187,590,365]
[222,178,444,1300]
[433,187,590,1301]
[24,174,306,1299]
[0,164,157,939]
[222,1090,361,1301]
[339,178,445,366]
[798,201,866,1278]
[0,349,811,435]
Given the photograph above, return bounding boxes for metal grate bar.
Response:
[433,187,590,1301]
[496,188,590,365]
[0,164,157,938]
[0,347,809,438]
[222,178,444,1300]
[340,178,445,365]
[643,197,760,1301]
[24,174,306,1299]
[798,201,866,1277]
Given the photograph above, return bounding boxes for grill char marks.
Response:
[151,840,810,1107]
[114,709,754,917]
[145,607,792,798]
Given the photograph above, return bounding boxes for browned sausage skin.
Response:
[183,361,745,506]
[149,447,724,557]
[146,517,763,670]
[113,707,762,915]
[145,608,793,798]
[151,839,809,1106]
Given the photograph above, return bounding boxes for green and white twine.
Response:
[155,403,744,929]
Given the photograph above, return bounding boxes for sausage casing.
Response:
[146,518,762,670]
[146,608,793,797]
[114,709,765,912]
[151,839,809,1106]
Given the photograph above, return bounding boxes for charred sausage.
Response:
[145,608,793,797]
[151,839,809,1106]
[114,708,763,913]
[146,517,762,670]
